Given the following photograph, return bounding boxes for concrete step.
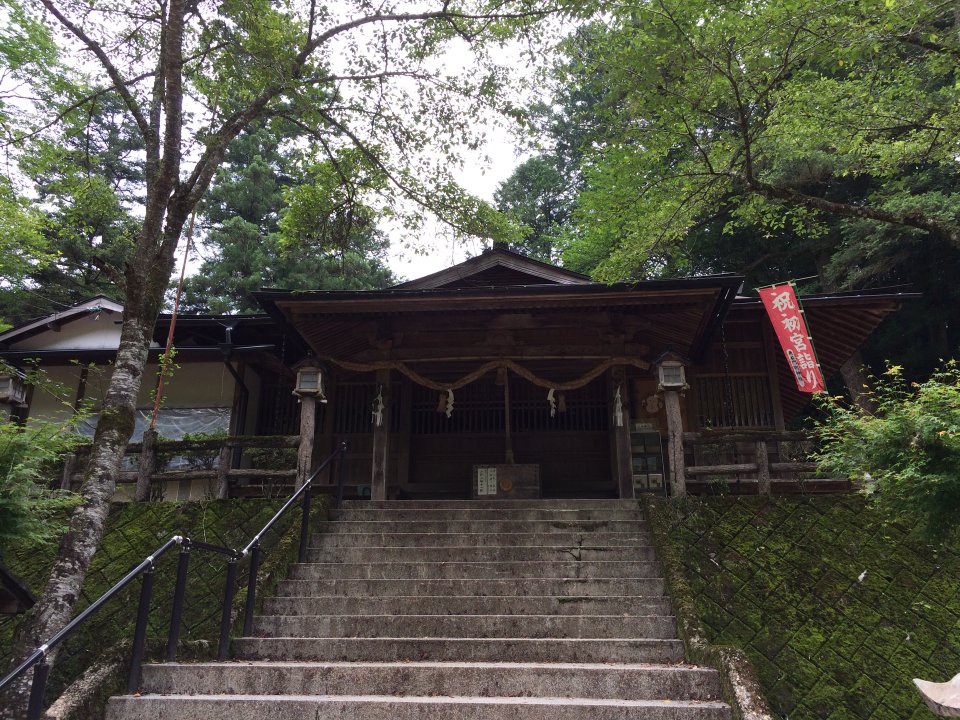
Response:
[251,614,678,639]
[287,560,661,580]
[314,519,649,534]
[276,577,668,598]
[330,508,642,522]
[139,660,722,701]
[262,595,674,617]
[233,636,686,664]
[311,531,653,548]
[107,694,731,719]
[341,499,638,510]
[309,545,658,563]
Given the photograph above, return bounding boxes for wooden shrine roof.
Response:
[255,275,743,367]
[392,247,591,289]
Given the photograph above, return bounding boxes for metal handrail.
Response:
[0,441,349,720]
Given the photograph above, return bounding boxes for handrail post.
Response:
[26,656,50,720]
[127,563,155,693]
[335,441,348,510]
[166,541,191,661]
[242,542,261,636]
[298,482,312,563]
[218,557,238,660]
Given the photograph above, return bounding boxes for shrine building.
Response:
[0,246,912,500]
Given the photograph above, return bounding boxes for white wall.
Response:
[11,313,126,351]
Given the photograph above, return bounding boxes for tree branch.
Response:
[745,177,960,246]
[38,1,152,142]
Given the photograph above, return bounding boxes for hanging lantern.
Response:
[293,361,326,401]
[0,372,27,405]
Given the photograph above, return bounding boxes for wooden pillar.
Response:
[663,389,686,498]
[60,453,77,491]
[756,440,771,496]
[370,369,391,501]
[215,441,232,499]
[611,368,634,499]
[135,428,158,502]
[396,376,412,491]
[762,322,786,432]
[503,370,515,464]
[295,395,317,489]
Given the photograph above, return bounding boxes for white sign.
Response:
[477,467,498,496]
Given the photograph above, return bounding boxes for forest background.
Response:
[3,1,958,379]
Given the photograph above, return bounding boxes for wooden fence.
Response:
[62,435,301,500]
[681,429,851,495]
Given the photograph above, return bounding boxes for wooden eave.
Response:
[256,276,742,366]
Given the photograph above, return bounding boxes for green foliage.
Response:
[177,430,230,471]
[649,496,960,720]
[182,123,396,312]
[557,0,960,279]
[0,362,87,552]
[0,177,51,323]
[0,419,83,552]
[0,90,140,326]
[816,363,960,539]
[247,446,297,471]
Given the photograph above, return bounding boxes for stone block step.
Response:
[315,519,648,534]
[331,508,641,522]
[341,499,638,510]
[287,560,660,581]
[233,636,686,664]
[311,531,653,548]
[107,694,731,719]
[276,577,668,598]
[262,595,674,617]
[251,614,678,639]
[139,661,722,701]
[308,545,658,563]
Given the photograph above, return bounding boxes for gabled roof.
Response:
[393,247,591,289]
[0,295,124,348]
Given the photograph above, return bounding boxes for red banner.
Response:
[759,283,825,394]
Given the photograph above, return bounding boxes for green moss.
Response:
[649,495,959,719]
[1,496,329,710]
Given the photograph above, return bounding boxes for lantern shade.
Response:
[657,361,686,390]
[0,374,27,405]
[294,365,326,400]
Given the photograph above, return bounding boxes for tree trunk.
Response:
[839,350,877,414]
[2,231,182,718]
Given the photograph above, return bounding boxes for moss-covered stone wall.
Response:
[648,496,960,720]
[1,498,327,707]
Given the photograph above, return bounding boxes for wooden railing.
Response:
[681,429,850,495]
[62,435,301,499]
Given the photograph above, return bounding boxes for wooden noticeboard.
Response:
[472,464,540,499]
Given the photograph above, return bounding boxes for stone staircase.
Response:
[106,499,731,718]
